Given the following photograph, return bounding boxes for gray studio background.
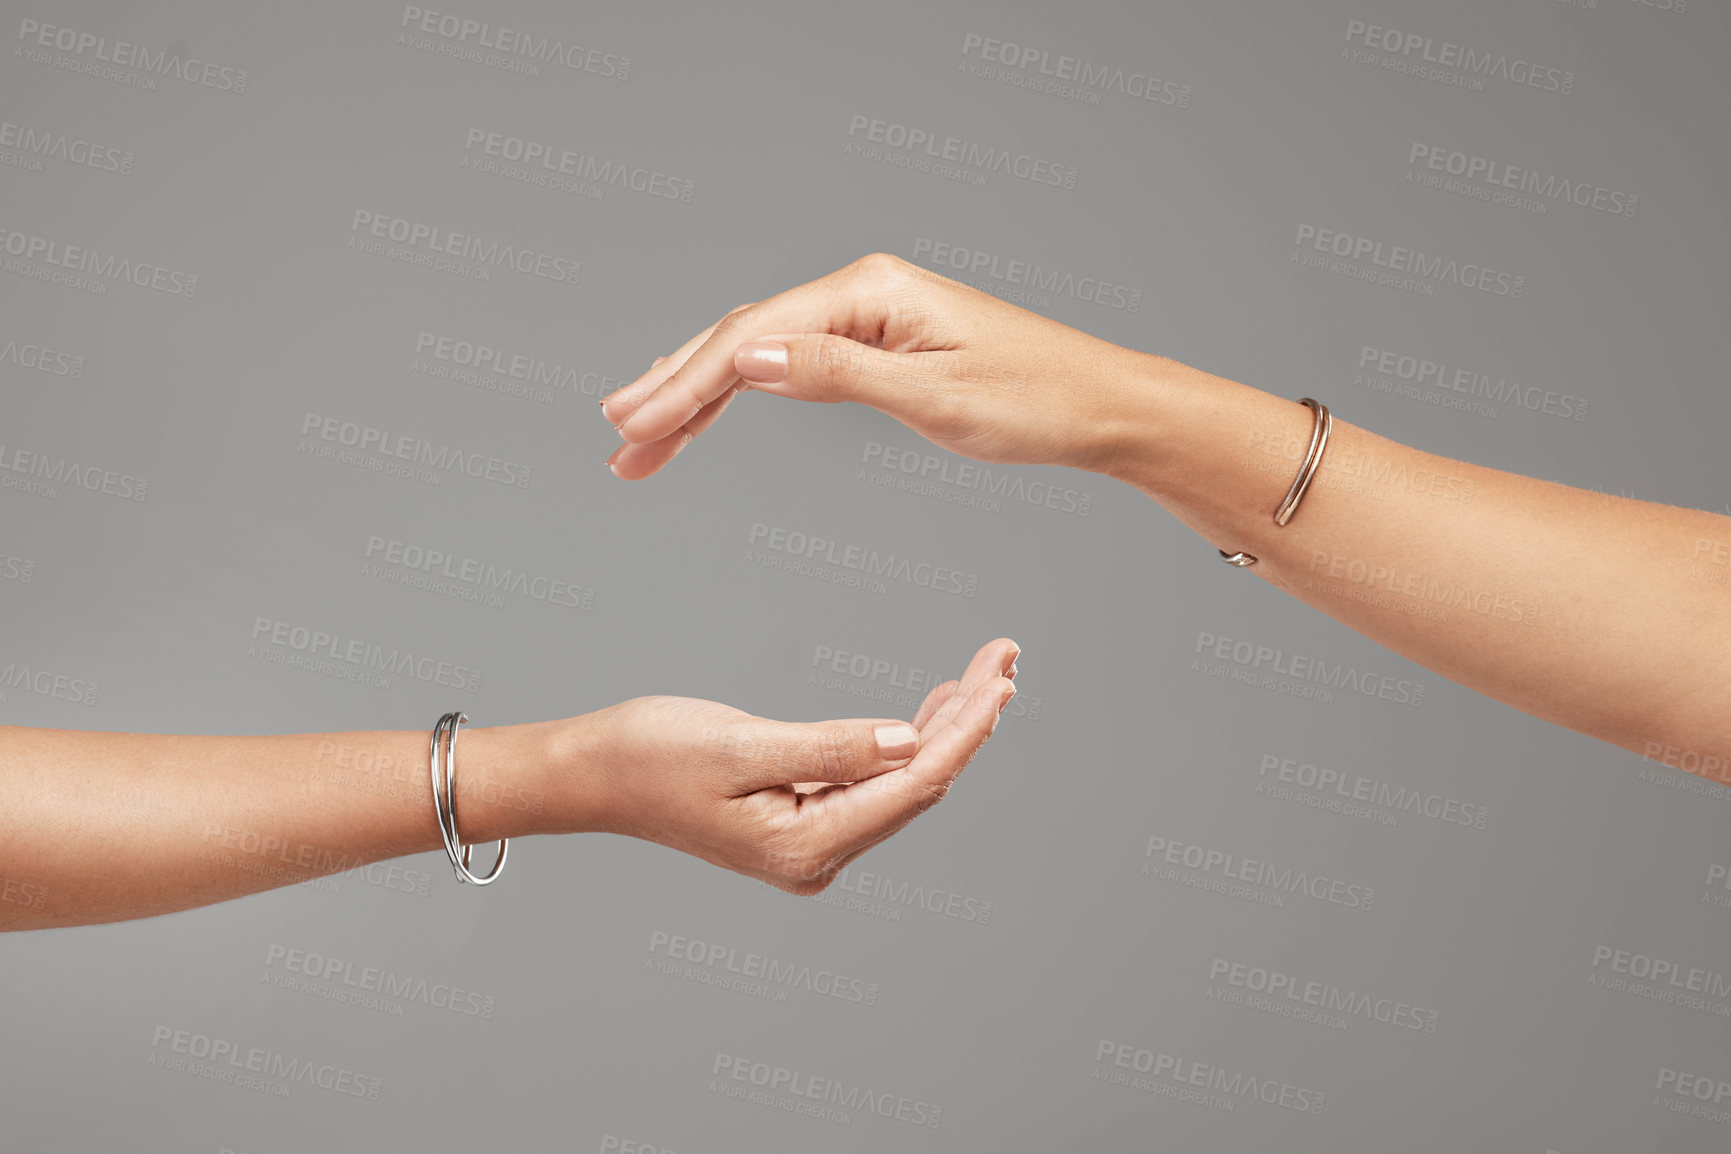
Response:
[3,1,1729,1151]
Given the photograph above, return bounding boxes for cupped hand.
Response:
[599,253,1152,480]
[574,636,1019,894]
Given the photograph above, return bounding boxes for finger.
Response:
[722,715,925,795]
[616,259,906,445]
[921,638,1019,735]
[798,637,1013,792]
[599,314,731,426]
[606,378,747,479]
[807,674,1015,854]
[911,679,960,730]
[728,331,950,425]
[735,637,1015,799]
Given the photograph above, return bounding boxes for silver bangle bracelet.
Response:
[1218,397,1332,568]
[429,710,509,886]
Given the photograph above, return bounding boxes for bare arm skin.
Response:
[0,638,1018,931]
[600,253,1731,781]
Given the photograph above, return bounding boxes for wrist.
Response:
[1091,353,1329,547]
[455,716,608,840]
[1086,350,1191,492]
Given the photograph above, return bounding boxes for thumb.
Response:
[734,334,912,408]
[724,716,921,795]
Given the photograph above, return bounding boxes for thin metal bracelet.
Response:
[1218,397,1332,567]
[429,710,509,886]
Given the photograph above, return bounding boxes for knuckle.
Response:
[811,336,868,384]
[853,251,907,282]
[714,304,758,337]
[809,725,856,783]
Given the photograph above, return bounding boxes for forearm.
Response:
[0,720,586,931]
[1099,354,1731,773]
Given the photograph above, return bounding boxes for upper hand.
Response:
[598,253,1150,480]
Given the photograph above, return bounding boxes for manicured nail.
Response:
[652,355,667,368]
[734,340,788,383]
[997,682,1017,713]
[875,722,918,762]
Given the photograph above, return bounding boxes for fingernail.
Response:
[652,355,667,368]
[734,340,788,383]
[997,683,1017,713]
[875,722,918,762]
[1006,662,1018,681]
[605,445,623,472]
